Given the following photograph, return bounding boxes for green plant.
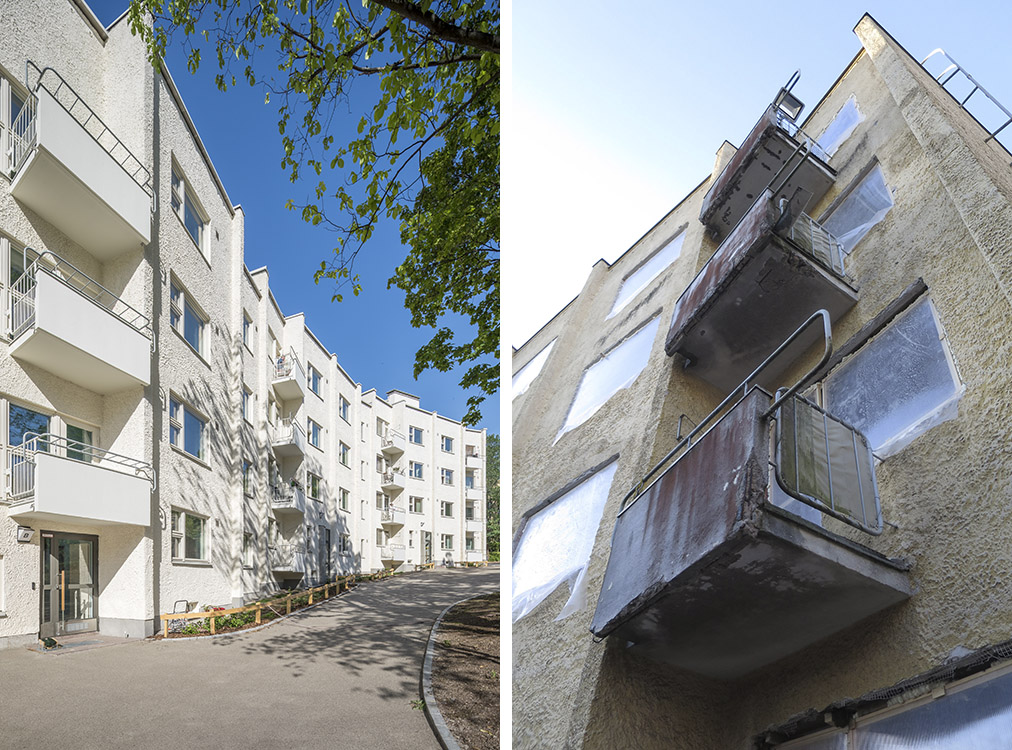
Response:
[411,699,425,711]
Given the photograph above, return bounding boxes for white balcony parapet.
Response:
[381,506,406,527]
[7,433,154,526]
[8,251,153,393]
[271,417,306,458]
[465,454,482,469]
[269,543,306,574]
[380,544,406,561]
[270,484,306,517]
[381,430,406,457]
[10,63,152,259]
[464,550,484,562]
[466,487,483,502]
[272,348,306,401]
[381,470,406,493]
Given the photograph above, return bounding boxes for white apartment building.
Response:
[0,0,486,648]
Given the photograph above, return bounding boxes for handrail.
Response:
[271,417,305,443]
[9,432,155,499]
[618,309,833,516]
[382,469,405,484]
[8,93,37,174]
[382,429,405,447]
[9,249,153,340]
[274,348,305,381]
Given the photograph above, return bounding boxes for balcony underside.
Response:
[11,328,147,394]
[272,441,304,459]
[272,377,303,402]
[591,390,910,680]
[666,200,857,392]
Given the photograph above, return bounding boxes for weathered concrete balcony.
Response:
[590,388,911,679]
[272,349,306,402]
[270,484,306,518]
[381,470,406,495]
[380,544,406,562]
[381,506,406,528]
[666,191,857,392]
[699,104,835,242]
[465,454,482,469]
[9,65,151,259]
[7,434,153,526]
[270,418,306,458]
[9,253,152,393]
[269,543,306,577]
[381,430,406,458]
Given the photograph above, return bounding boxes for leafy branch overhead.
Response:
[128,0,500,424]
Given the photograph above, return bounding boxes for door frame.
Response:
[39,530,99,638]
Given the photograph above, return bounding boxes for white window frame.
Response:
[441,500,454,518]
[339,441,350,466]
[170,160,209,254]
[171,508,208,562]
[169,277,208,357]
[242,312,252,350]
[307,418,322,449]
[306,471,321,500]
[242,532,254,568]
[440,534,453,551]
[308,364,323,396]
[441,468,454,486]
[441,435,454,453]
[0,74,30,177]
[241,386,252,423]
[339,395,350,422]
[339,533,351,555]
[409,426,423,445]
[409,496,424,514]
[338,487,350,512]
[409,461,423,479]
[169,394,207,462]
[242,458,252,496]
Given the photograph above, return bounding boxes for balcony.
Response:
[381,430,406,458]
[8,252,152,393]
[272,349,306,402]
[464,549,484,563]
[269,543,306,577]
[6,434,153,526]
[381,506,406,528]
[381,470,406,495]
[270,484,306,518]
[9,64,151,259]
[666,190,857,392]
[465,453,482,469]
[699,103,835,242]
[590,388,911,679]
[466,516,484,533]
[380,544,406,562]
[466,486,483,502]
[271,418,306,458]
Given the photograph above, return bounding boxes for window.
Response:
[308,365,322,396]
[465,471,476,490]
[513,459,618,622]
[608,232,685,318]
[242,313,252,349]
[375,528,386,547]
[513,339,556,399]
[306,472,321,500]
[409,426,423,444]
[171,509,207,561]
[465,533,476,551]
[441,501,454,518]
[822,165,894,254]
[409,461,423,479]
[169,396,207,461]
[170,279,207,356]
[66,424,93,463]
[307,418,322,449]
[360,461,367,481]
[339,487,350,512]
[9,403,49,451]
[440,534,454,551]
[409,496,424,514]
[242,459,252,495]
[441,435,454,453]
[376,492,388,510]
[1,73,29,175]
[360,499,366,520]
[558,317,659,440]
[360,421,367,442]
[242,533,253,568]
[339,533,351,555]
[339,395,350,422]
[823,297,961,456]
[441,468,454,486]
[466,502,477,520]
[817,95,863,158]
[339,441,350,467]
[408,531,415,548]
[241,387,252,422]
[375,455,385,474]
[171,162,208,251]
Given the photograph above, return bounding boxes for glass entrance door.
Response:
[40,532,98,638]
[422,531,432,565]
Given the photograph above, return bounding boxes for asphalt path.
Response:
[0,567,499,749]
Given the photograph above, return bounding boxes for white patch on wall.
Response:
[823,165,894,254]
[608,231,685,318]
[556,316,660,441]
[512,338,556,399]
[824,297,962,457]
[512,460,618,623]
[817,95,864,158]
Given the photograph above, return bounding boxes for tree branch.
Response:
[369,0,499,53]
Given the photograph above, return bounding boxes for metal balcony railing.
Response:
[9,250,154,343]
[13,62,153,197]
[381,469,405,485]
[274,349,305,382]
[381,430,405,450]
[780,211,847,278]
[774,108,831,162]
[271,417,305,444]
[380,544,406,560]
[269,543,306,568]
[381,506,405,523]
[8,432,155,500]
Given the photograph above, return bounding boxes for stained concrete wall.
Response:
[513,14,1012,749]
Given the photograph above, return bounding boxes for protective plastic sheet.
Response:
[818,95,864,157]
[556,317,660,440]
[511,460,618,623]
[825,298,960,454]
[512,338,556,399]
[608,232,685,318]
[783,729,846,750]
[823,165,893,254]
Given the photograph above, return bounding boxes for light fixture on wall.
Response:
[774,70,805,122]
[16,526,34,543]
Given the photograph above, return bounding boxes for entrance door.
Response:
[422,531,432,565]
[40,532,98,638]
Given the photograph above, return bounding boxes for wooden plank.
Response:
[164,618,169,638]
[255,605,262,625]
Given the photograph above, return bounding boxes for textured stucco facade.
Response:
[0,0,486,649]
[513,15,1012,749]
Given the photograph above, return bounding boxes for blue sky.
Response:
[84,1,499,435]
[507,0,1012,349]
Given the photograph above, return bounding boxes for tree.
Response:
[128,0,499,424]
[484,434,499,561]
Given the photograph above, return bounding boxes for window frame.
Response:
[338,487,350,512]
[440,534,453,551]
[168,394,208,463]
[171,508,209,562]
[339,394,350,422]
[441,435,454,453]
[440,500,454,518]
[409,496,424,514]
[308,364,323,397]
[307,417,322,449]
[408,426,423,445]
[306,471,321,500]
[242,458,253,496]
[169,277,209,357]
[339,441,350,467]
[441,468,454,486]
[170,160,210,254]
[409,461,424,479]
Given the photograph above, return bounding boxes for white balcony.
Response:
[269,543,306,577]
[271,484,306,518]
[8,253,152,393]
[466,487,483,502]
[466,517,484,533]
[381,430,406,458]
[381,506,406,528]
[380,544,406,562]
[10,66,151,260]
[271,418,305,458]
[465,454,482,469]
[464,549,484,563]
[272,349,306,402]
[6,434,153,526]
[381,470,406,495]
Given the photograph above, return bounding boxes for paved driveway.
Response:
[0,567,498,749]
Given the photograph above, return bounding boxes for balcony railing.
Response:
[9,92,36,177]
[380,544,406,561]
[270,484,306,516]
[272,349,306,401]
[381,469,406,492]
[269,543,306,571]
[780,210,847,278]
[271,417,306,457]
[381,506,406,526]
[381,430,406,456]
